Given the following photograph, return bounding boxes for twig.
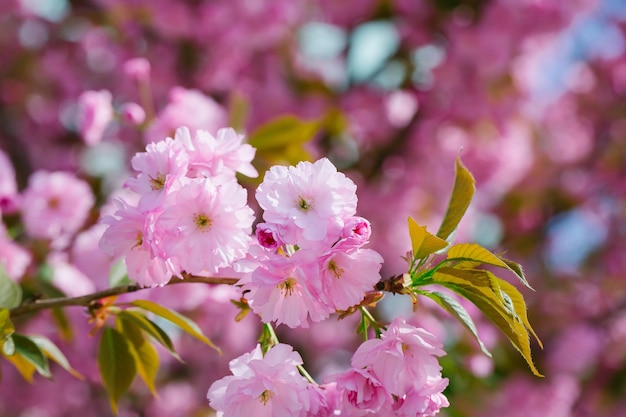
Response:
[9,274,240,318]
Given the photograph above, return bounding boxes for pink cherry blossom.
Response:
[99,200,177,287]
[144,87,227,143]
[207,343,313,417]
[0,149,18,213]
[255,158,358,249]
[156,178,254,275]
[243,250,332,328]
[175,126,258,179]
[0,233,31,281]
[255,222,283,250]
[119,102,146,125]
[334,367,392,416]
[123,57,151,82]
[351,317,448,401]
[47,251,97,297]
[21,171,94,244]
[75,89,114,146]
[319,247,383,311]
[125,136,189,210]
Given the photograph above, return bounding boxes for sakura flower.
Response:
[47,252,96,297]
[392,381,450,417]
[0,233,31,281]
[99,200,177,287]
[21,171,94,244]
[119,102,146,125]
[351,317,448,403]
[176,126,258,179]
[256,158,357,249]
[335,216,372,249]
[145,87,227,143]
[319,247,383,311]
[255,222,283,250]
[0,149,19,213]
[123,57,151,82]
[76,89,113,146]
[243,250,332,328]
[207,343,313,417]
[125,137,189,210]
[333,367,392,416]
[157,178,254,275]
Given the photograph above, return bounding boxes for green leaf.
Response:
[448,243,533,289]
[3,349,36,382]
[12,333,51,378]
[247,115,320,151]
[0,266,22,309]
[116,310,181,361]
[422,290,491,357]
[109,258,131,288]
[28,335,83,379]
[408,217,449,259]
[0,309,14,340]
[98,326,137,414]
[131,300,220,353]
[433,267,543,377]
[436,156,476,242]
[116,315,159,395]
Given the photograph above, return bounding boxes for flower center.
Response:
[278,277,297,296]
[149,173,166,191]
[47,197,60,209]
[296,195,313,212]
[258,389,274,405]
[132,232,143,249]
[194,213,212,231]
[327,259,344,279]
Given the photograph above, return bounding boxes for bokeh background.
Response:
[1,0,626,416]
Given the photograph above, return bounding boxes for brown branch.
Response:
[9,274,240,318]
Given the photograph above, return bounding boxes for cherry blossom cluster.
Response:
[241,157,384,328]
[99,126,257,286]
[207,317,449,417]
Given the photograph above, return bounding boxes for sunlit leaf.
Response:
[448,243,533,289]
[98,326,137,414]
[498,256,532,290]
[0,266,22,309]
[3,349,35,382]
[247,115,320,150]
[422,290,491,357]
[496,279,543,349]
[116,315,159,395]
[116,310,181,361]
[436,156,475,242]
[12,333,51,378]
[131,300,220,353]
[433,267,543,377]
[408,217,449,260]
[0,309,14,340]
[28,335,83,379]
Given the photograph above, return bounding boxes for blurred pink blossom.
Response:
[76,90,114,146]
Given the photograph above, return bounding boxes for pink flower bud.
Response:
[119,102,146,125]
[123,57,151,82]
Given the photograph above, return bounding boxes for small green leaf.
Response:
[116,310,181,361]
[408,217,449,259]
[448,243,533,289]
[28,335,83,379]
[247,115,320,151]
[12,333,51,378]
[436,156,476,242]
[109,259,131,288]
[0,266,22,309]
[131,300,220,353]
[116,315,159,395]
[98,326,137,414]
[422,290,491,357]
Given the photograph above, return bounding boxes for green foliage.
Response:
[0,266,22,309]
[130,300,220,353]
[29,335,83,379]
[98,326,137,415]
[436,156,476,242]
[116,315,159,395]
[11,334,51,378]
[402,157,542,377]
[116,310,181,361]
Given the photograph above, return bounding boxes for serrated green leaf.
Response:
[448,243,533,289]
[496,279,543,349]
[247,115,320,151]
[116,315,159,395]
[131,300,220,353]
[0,266,22,309]
[28,335,83,379]
[423,290,491,357]
[436,157,476,242]
[433,267,543,377]
[98,326,137,415]
[12,333,51,378]
[408,217,449,259]
[498,256,532,290]
[116,310,181,361]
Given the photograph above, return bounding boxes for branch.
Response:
[9,274,240,318]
